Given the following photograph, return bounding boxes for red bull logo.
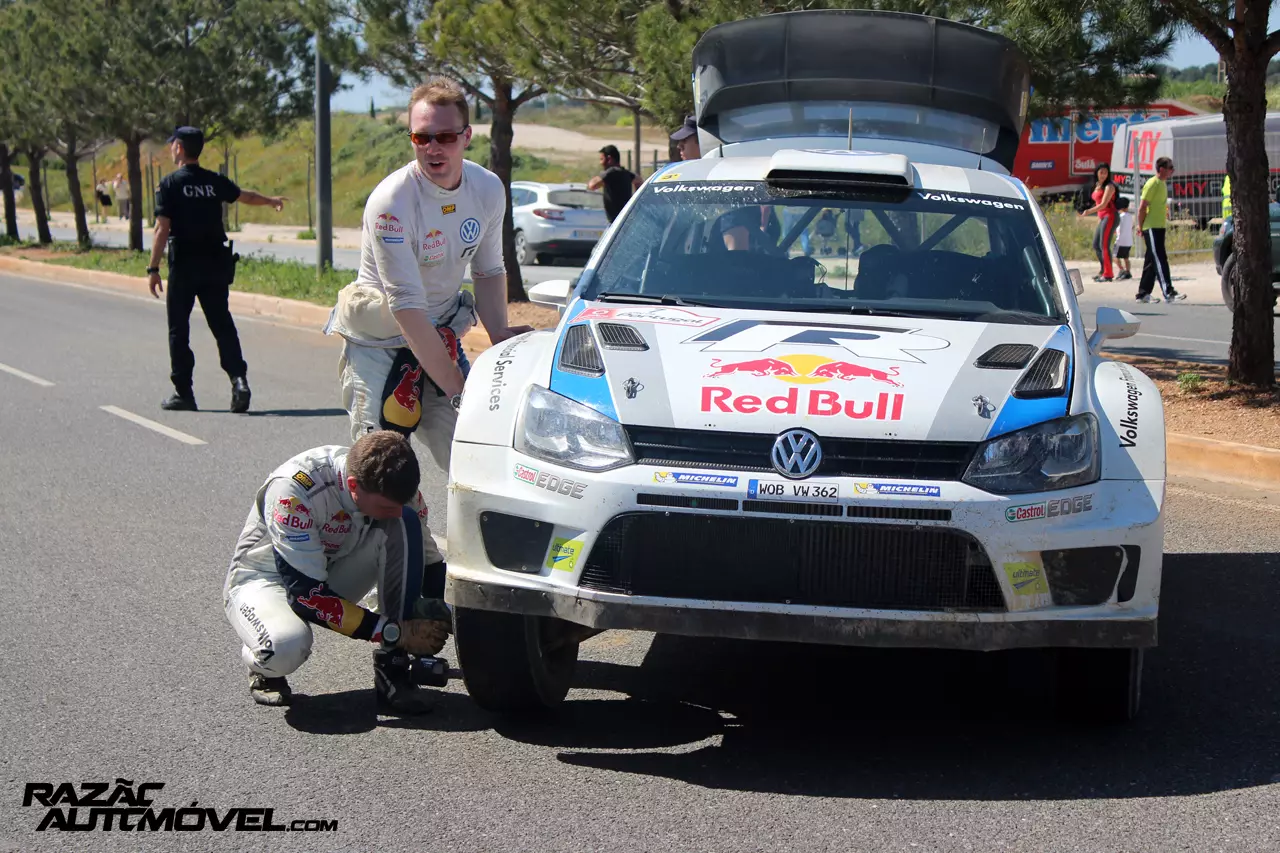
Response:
[296,586,346,628]
[321,509,353,537]
[438,327,459,362]
[422,228,447,264]
[704,354,903,387]
[272,497,313,530]
[702,386,904,420]
[382,364,422,429]
[374,212,405,243]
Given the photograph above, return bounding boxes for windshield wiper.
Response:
[843,306,976,320]
[595,292,721,308]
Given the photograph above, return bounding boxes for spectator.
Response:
[588,145,640,223]
[1135,156,1186,303]
[94,179,113,211]
[1078,163,1118,282]
[113,173,130,221]
[670,116,700,161]
[11,171,24,204]
[844,208,866,256]
[1113,197,1134,281]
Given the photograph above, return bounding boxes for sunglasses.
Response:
[409,127,468,146]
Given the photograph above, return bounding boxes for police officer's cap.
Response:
[167,126,204,157]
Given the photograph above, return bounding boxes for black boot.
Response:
[374,647,435,715]
[161,391,198,411]
[248,671,292,706]
[230,376,251,414]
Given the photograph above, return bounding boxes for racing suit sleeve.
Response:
[262,479,384,640]
[367,188,428,314]
[468,179,508,280]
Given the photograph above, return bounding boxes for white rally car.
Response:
[444,10,1165,722]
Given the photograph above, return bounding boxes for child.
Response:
[1113,197,1134,280]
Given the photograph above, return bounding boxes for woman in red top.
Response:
[1079,164,1118,281]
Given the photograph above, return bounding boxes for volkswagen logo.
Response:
[459,217,481,244]
[771,429,822,479]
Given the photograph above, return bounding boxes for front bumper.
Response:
[445,443,1164,651]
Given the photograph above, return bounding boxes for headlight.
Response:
[963,414,1099,495]
[515,385,634,471]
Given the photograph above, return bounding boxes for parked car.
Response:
[447,10,1164,723]
[1212,199,1280,313]
[510,181,609,265]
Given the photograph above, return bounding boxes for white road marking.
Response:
[0,361,54,387]
[100,405,207,445]
[1168,484,1280,514]
[1134,332,1229,346]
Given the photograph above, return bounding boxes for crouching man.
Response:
[223,430,451,714]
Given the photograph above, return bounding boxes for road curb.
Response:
[0,254,493,357]
[1166,433,1280,491]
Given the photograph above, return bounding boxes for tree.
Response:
[1151,0,1276,387]
[355,0,544,301]
[0,0,60,244]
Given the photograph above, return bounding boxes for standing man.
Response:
[114,173,130,221]
[588,145,641,223]
[148,126,287,412]
[326,78,532,473]
[1135,156,1186,304]
[223,430,452,713]
[670,116,700,161]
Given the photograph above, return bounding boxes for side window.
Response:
[510,189,533,207]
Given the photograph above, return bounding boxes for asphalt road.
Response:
[1,269,1279,852]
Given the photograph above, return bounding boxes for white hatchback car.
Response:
[510,181,609,265]
[446,10,1165,723]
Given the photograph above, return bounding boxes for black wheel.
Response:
[454,607,579,713]
[1220,253,1240,313]
[513,230,529,266]
[1055,647,1144,723]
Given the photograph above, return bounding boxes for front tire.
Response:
[1221,253,1241,313]
[454,607,579,713]
[1055,647,1144,723]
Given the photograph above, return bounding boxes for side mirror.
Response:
[528,278,572,309]
[1067,268,1084,296]
[1088,306,1140,354]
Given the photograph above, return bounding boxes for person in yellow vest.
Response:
[1222,174,1232,220]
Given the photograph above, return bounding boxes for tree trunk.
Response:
[1223,54,1276,388]
[126,134,145,251]
[633,107,642,179]
[487,78,528,303]
[0,144,18,241]
[26,148,52,245]
[63,132,91,249]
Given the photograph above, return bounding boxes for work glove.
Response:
[397,619,450,657]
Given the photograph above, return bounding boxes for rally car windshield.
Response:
[583,181,1067,324]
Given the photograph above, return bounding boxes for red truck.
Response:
[1012,99,1202,203]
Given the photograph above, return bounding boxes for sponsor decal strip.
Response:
[654,471,739,487]
[1004,494,1094,523]
[513,464,587,499]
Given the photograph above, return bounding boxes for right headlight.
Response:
[963,413,1100,495]
[514,385,634,472]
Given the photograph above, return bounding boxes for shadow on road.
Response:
[240,408,349,418]
[491,552,1280,800]
[1102,345,1230,365]
[284,688,490,735]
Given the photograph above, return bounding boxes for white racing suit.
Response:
[223,446,445,678]
[325,159,507,472]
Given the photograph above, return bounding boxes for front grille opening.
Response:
[743,499,843,517]
[626,426,977,481]
[847,505,953,522]
[637,493,739,511]
[1014,349,1068,398]
[558,324,605,376]
[581,513,1004,612]
[597,323,649,351]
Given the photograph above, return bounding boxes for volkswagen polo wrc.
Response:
[443,10,1165,722]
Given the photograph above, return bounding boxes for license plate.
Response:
[573,230,603,239]
[747,479,840,502]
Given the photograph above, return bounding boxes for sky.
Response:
[329,30,1225,114]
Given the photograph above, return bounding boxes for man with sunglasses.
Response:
[327,77,533,473]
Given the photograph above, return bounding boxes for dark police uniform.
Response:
[155,160,247,401]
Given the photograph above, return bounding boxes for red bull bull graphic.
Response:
[704,357,798,378]
[382,364,422,429]
[438,327,460,363]
[700,353,907,419]
[272,497,314,531]
[296,586,347,628]
[806,361,902,387]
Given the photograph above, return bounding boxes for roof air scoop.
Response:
[691,10,1031,171]
[765,150,912,190]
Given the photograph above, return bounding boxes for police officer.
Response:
[147,126,287,413]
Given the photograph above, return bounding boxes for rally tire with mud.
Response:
[1220,253,1240,313]
[1054,647,1144,724]
[453,607,579,713]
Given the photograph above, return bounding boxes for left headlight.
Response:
[515,385,634,471]
[963,413,1100,495]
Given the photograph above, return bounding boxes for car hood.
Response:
[547,302,1075,444]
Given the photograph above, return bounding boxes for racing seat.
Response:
[851,244,906,300]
